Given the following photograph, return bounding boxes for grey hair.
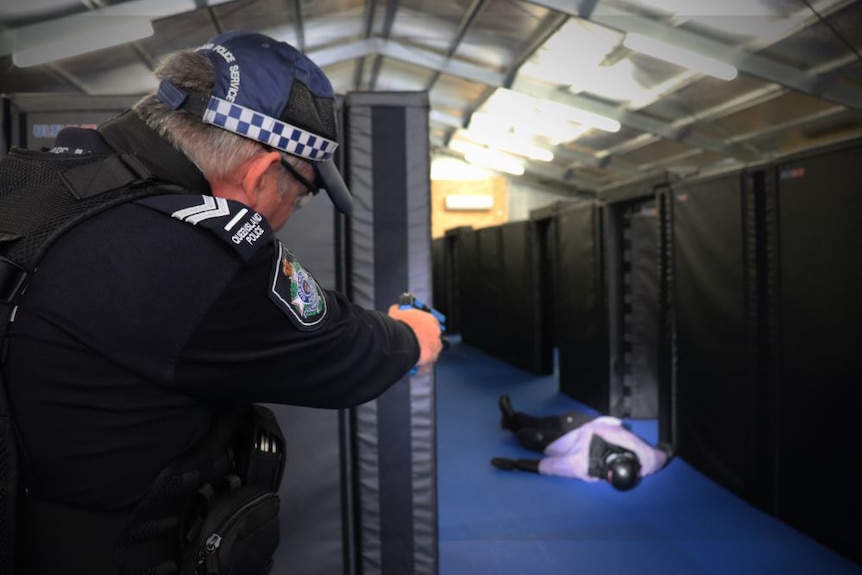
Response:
[132,50,265,183]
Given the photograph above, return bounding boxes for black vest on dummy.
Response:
[0,129,285,575]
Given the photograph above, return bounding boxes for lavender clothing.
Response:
[537,416,669,481]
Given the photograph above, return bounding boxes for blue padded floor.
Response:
[436,340,862,575]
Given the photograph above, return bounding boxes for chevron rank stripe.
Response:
[171,196,232,224]
[135,194,271,263]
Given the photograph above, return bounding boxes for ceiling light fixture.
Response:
[468,110,591,146]
[430,156,494,181]
[444,194,494,211]
[482,88,621,137]
[561,106,622,133]
[457,128,554,162]
[622,33,738,81]
[463,148,525,176]
[12,15,154,68]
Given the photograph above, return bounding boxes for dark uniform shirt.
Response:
[3,112,419,511]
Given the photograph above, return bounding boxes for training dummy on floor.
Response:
[491,395,673,491]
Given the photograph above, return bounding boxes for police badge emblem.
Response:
[269,240,327,329]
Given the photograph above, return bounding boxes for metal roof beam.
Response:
[351,0,377,89]
[501,11,569,88]
[369,37,758,161]
[424,0,489,91]
[512,79,760,161]
[307,38,379,68]
[368,0,400,90]
[374,38,505,86]
[570,46,856,160]
[0,0,233,58]
[527,159,603,191]
[600,84,786,158]
[291,0,306,52]
[525,0,862,112]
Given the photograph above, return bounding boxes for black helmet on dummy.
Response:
[603,449,641,491]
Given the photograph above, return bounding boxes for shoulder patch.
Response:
[269,240,328,330]
[135,194,272,261]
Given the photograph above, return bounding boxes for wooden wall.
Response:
[431,176,509,238]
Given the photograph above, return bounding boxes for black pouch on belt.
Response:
[180,474,280,575]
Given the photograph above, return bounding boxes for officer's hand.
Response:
[388,305,443,370]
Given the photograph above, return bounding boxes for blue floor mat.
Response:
[436,340,862,575]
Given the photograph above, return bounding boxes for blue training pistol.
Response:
[398,292,448,375]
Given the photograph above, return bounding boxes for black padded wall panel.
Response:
[670,171,774,511]
[771,140,862,565]
[455,222,552,374]
[456,228,481,345]
[440,227,471,335]
[431,238,447,327]
[554,202,610,409]
[500,221,553,374]
[663,140,862,565]
[341,92,437,575]
[529,202,575,356]
[474,226,505,358]
[533,218,558,354]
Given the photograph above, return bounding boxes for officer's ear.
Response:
[240,151,281,207]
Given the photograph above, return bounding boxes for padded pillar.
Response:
[341,92,437,575]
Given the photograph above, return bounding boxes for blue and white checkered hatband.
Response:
[203,96,338,161]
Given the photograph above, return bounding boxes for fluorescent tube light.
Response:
[464,148,525,176]
[457,128,554,162]
[444,194,494,211]
[500,141,553,162]
[562,106,621,134]
[12,15,154,67]
[468,111,589,146]
[431,157,493,181]
[481,88,620,137]
[623,33,737,81]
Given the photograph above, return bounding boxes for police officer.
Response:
[0,30,442,574]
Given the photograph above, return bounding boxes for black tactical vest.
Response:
[0,146,284,575]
